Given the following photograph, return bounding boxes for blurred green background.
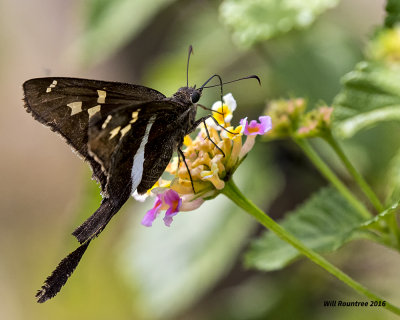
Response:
[1,0,399,319]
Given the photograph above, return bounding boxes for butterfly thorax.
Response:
[170,86,201,135]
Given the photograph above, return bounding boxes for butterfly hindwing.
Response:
[135,110,182,193]
[107,100,191,195]
[73,101,188,243]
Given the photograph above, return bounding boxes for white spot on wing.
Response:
[102,115,112,129]
[67,101,83,115]
[88,105,101,118]
[46,80,58,93]
[120,124,131,137]
[130,110,140,124]
[131,115,157,192]
[97,90,106,104]
[109,126,121,139]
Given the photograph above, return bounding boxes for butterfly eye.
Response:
[191,91,200,103]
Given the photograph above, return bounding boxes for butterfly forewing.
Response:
[23,77,167,192]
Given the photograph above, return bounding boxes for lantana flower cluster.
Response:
[264,98,333,140]
[137,93,272,227]
[296,106,333,138]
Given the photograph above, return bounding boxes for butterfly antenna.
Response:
[202,75,261,89]
[199,74,225,123]
[187,45,194,87]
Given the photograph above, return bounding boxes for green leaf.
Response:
[73,0,177,65]
[219,0,340,48]
[332,61,400,138]
[385,0,400,28]
[245,187,370,271]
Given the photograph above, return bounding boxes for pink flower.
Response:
[179,195,204,211]
[163,189,182,227]
[240,116,272,136]
[141,195,163,227]
[141,189,182,227]
[238,116,273,158]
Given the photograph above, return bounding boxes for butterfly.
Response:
[23,46,260,303]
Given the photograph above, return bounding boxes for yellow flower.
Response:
[206,93,237,127]
[221,125,244,140]
[200,163,225,190]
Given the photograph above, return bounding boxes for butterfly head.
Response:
[173,86,203,105]
[190,88,201,103]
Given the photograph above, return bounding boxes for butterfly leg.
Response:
[197,104,224,116]
[189,116,227,157]
[206,115,238,135]
[178,148,195,193]
[201,119,225,157]
[177,152,181,172]
[191,115,237,135]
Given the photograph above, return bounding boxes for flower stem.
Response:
[294,138,372,219]
[324,133,385,213]
[222,179,400,316]
[387,212,400,248]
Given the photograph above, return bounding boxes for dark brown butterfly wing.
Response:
[23,77,166,191]
[73,100,188,243]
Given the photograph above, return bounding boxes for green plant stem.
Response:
[324,133,385,213]
[222,179,400,316]
[294,138,372,219]
[324,133,400,246]
[387,213,400,248]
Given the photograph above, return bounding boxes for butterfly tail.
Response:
[36,240,91,303]
[72,195,129,244]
